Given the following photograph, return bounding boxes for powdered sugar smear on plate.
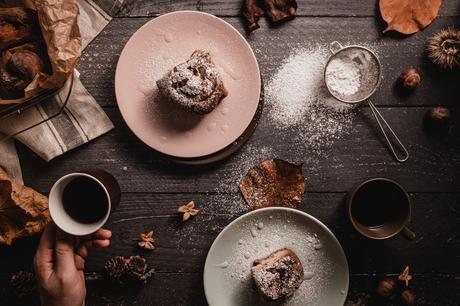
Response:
[220,212,334,305]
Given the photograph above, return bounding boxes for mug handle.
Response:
[402,226,416,240]
[329,41,343,54]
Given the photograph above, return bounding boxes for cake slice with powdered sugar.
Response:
[156,50,228,115]
[251,248,304,301]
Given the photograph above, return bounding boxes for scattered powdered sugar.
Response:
[202,44,379,215]
[218,212,335,305]
[265,45,357,155]
[265,47,328,128]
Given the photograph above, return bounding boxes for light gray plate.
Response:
[203,207,349,306]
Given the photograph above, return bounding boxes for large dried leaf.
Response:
[240,159,305,210]
[380,0,442,35]
[0,168,50,245]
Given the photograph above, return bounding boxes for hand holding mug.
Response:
[33,224,111,306]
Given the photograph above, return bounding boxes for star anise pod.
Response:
[138,231,155,250]
[177,201,199,222]
[398,265,413,287]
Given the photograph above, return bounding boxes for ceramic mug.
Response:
[347,178,415,240]
[49,169,120,236]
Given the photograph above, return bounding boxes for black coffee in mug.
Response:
[350,179,408,228]
[62,176,109,224]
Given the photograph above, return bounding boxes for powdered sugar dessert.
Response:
[252,248,304,301]
[156,50,228,114]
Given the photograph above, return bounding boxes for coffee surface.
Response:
[62,176,108,224]
[351,180,407,228]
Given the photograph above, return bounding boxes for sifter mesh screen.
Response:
[325,47,381,103]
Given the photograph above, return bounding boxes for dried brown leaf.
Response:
[0,168,50,245]
[263,0,297,23]
[239,159,305,210]
[242,0,264,32]
[380,0,442,35]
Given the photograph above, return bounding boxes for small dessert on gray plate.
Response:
[251,248,304,301]
[156,50,228,115]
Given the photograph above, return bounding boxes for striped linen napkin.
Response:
[0,0,123,184]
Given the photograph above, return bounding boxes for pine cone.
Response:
[10,271,36,298]
[104,256,127,284]
[126,255,154,282]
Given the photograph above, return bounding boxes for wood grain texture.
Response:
[16,106,460,194]
[117,0,460,17]
[1,193,459,274]
[1,272,459,306]
[1,2,460,305]
[77,17,460,107]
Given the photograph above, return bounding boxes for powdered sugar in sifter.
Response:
[324,41,409,163]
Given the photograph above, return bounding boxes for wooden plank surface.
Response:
[1,190,459,305]
[2,272,459,306]
[17,106,460,194]
[1,193,459,274]
[78,17,460,107]
[1,1,460,306]
[117,0,460,17]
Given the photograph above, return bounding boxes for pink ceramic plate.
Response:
[115,11,261,158]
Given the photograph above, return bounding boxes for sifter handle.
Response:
[329,41,343,54]
[367,101,409,163]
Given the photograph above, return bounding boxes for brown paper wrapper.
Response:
[0,167,50,245]
[0,0,81,105]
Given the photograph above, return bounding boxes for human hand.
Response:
[33,224,111,306]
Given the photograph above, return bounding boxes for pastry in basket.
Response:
[156,50,228,114]
[0,7,51,100]
[0,41,50,99]
[251,248,304,301]
[0,7,39,51]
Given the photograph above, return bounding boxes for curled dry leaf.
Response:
[242,0,297,33]
[177,201,199,222]
[138,231,155,250]
[239,159,305,210]
[0,168,50,245]
[242,0,264,32]
[264,0,297,23]
[379,0,442,35]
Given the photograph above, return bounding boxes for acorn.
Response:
[427,27,460,70]
[400,289,416,306]
[399,68,421,90]
[376,277,396,298]
[424,106,451,131]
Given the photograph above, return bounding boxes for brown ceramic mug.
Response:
[347,178,415,240]
[49,169,121,236]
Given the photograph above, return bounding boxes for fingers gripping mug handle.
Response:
[329,41,343,54]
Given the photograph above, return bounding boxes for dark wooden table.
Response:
[1,1,460,305]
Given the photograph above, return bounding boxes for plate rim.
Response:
[203,207,350,306]
[114,10,261,158]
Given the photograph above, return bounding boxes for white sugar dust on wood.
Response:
[265,45,357,155]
